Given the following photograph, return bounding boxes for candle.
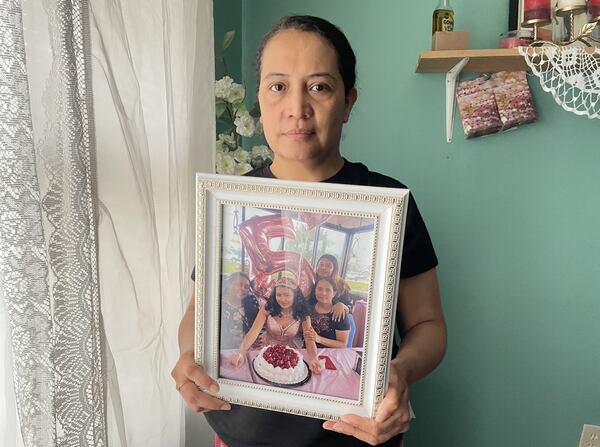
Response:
[591,0,600,20]
[524,0,551,22]
[556,0,586,9]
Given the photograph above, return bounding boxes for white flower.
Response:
[227,83,245,103]
[232,147,251,163]
[216,140,228,154]
[216,153,236,175]
[234,162,253,175]
[251,145,273,160]
[215,76,245,104]
[234,111,256,137]
[254,120,263,135]
[215,76,234,100]
[217,133,237,149]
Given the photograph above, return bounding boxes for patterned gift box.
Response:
[456,72,537,139]
[491,71,537,131]
[456,77,503,139]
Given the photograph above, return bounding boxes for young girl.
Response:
[228,276,322,374]
[304,276,350,348]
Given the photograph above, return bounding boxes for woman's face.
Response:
[229,276,250,301]
[315,279,335,305]
[258,29,357,165]
[275,286,294,310]
[316,258,335,277]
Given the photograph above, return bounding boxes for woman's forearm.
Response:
[392,318,446,384]
[393,268,447,385]
[239,309,266,352]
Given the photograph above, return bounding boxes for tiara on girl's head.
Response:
[274,276,298,290]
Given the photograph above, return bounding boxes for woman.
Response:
[219,272,260,349]
[228,276,321,373]
[172,15,446,447]
[315,254,352,315]
[305,276,350,348]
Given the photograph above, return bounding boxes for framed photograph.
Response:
[194,173,409,420]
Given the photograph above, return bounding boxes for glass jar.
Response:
[499,29,534,48]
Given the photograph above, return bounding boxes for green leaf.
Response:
[215,99,226,118]
[233,102,247,113]
[249,102,261,118]
[222,31,235,50]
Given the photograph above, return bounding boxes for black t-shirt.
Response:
[204,159,438,447]
[310,308,350,348]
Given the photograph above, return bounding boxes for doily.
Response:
[519,43,600,119]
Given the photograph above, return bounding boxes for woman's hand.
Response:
[307,355,323,375]
[171,350,231,413]
[322,365,410,445]
[228,350,246,367]
[331,302,349,322]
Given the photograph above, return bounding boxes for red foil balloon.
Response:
[239,214,316,299]
[297,212,330,231]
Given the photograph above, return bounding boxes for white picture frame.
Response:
[194,173,409,420]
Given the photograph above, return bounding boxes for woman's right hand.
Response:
[171,350,231,413]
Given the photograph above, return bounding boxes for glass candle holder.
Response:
[590,0,600,21]
[500,30,534,47]
[524,0,552,22]
[555,1,588,42]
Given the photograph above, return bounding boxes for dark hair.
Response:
[266,284,308,320]
[308,275,338,306]
[316,254,351,295]
[256,15,357,96]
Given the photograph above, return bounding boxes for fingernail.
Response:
[209,383,219,393]
[322,421,334,430]
[220,403,231,411]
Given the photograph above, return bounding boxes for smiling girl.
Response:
[228,276,321,374]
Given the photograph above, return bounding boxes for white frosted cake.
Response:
[253,344,308,385]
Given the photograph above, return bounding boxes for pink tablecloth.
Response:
[219,348,362,400]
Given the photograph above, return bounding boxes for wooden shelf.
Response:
[416,48,528,73]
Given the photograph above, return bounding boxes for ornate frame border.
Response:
[195,173,409,420]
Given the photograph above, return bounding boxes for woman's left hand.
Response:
[322,365,410,445]
[331,302,349,322]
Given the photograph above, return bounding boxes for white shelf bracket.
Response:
[445,57,469,143]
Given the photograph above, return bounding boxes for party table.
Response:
[219,347,362,400]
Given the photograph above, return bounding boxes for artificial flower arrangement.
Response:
[215,31,273,175]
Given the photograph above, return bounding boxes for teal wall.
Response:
[219,1,600,445]
[214,0,242,81]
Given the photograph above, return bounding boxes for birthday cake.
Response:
[253,344,308,385]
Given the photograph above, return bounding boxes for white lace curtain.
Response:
[0,0,214,445]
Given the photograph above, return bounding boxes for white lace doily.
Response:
[519,44,600,119]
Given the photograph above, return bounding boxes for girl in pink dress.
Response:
[228,277,322,374]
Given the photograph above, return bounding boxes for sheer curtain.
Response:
[1,0,214,445]
[88,0,214,444]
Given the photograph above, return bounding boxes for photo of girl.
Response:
[228,276,322,375]
[215,205,374,400]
